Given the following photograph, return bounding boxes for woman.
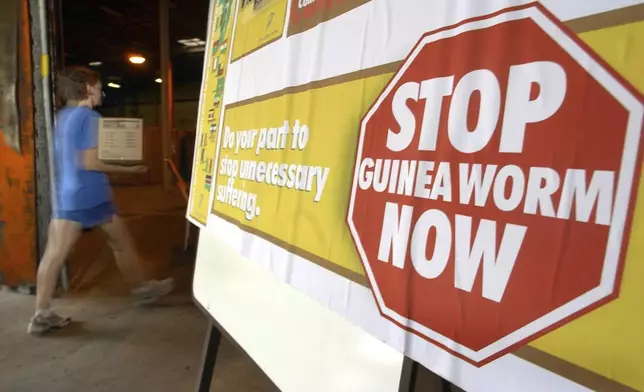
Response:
[28,67,174,334]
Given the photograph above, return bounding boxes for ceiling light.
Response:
[128,55,146,64]
[99,6,124,18]
[178,38,206,47]
[89,61,102,67]
[155,78,162,83]
[107,82,121,89]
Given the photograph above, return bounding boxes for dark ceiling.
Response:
[60,0,209,87]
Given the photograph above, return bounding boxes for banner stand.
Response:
[397,357,418,392]
[196,322,221,392]
[193,297,282,392]
[193,306,443,392]
[191,231,407,391]
[193,302,412,392]
[398,357,454,392]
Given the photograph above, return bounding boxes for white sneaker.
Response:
[132,278,175,304]
[27,312,72,335]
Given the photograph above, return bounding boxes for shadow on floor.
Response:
[0,185,280,392]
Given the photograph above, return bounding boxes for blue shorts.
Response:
[55,202,116,229]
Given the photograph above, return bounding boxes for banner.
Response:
[231,0,288,61]
[349,3,643,368]
[193,1,644,390]
[286,0,371,36]
[188,0,237,225]
[211,71,396,283]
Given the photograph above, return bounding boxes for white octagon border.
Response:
[347,4,644,364]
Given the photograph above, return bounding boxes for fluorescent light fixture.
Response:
[107,82,121,89]
[178,38,206,47]
[89,61,102,67]
[128,55,146,64]
[155,78,162,83]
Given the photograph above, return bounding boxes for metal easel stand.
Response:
[399,357,419,392]
[196,322,222,392]
[196,323,412,392]
[195,336,452,392]
[398,357,455,392]
[183,219,191,252]
[193,300,280,392]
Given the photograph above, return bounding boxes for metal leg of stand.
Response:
[183,219,191,251]
[398,356,418,392]
[441,377,452,392]
[196,322,222,392]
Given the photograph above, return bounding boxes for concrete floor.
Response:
[0,186,279,392]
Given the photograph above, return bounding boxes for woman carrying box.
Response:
[28,66,174,335]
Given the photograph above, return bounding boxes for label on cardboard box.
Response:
[98,118,143,162]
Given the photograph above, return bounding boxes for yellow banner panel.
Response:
[530,20,644,391]
[231,0,287,61]
[211,73,393,279]
[189,0,237,225]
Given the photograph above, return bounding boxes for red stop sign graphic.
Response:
[347,4,644,366]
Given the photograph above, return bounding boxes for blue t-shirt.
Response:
[54,106,112,212]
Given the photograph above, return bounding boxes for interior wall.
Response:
[99,80,199,186]
[0,0,38,288]
[100,81,200,132]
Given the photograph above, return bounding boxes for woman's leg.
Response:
[100,214,175,302]
[99,214,145,286]
[35,219,82,311]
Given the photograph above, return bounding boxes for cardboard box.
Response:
[98,118,143,163]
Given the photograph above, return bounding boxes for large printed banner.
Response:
[349,5,643,366]
[231,0,288,61]
[212,71,395,283]
[188,0,236,225]
[192,0,644,390]
[286,0,371,36]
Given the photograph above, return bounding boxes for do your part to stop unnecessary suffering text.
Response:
[216,120,331,221]
[358,61,619,303]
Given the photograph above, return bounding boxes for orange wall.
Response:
[0,0,38,287]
